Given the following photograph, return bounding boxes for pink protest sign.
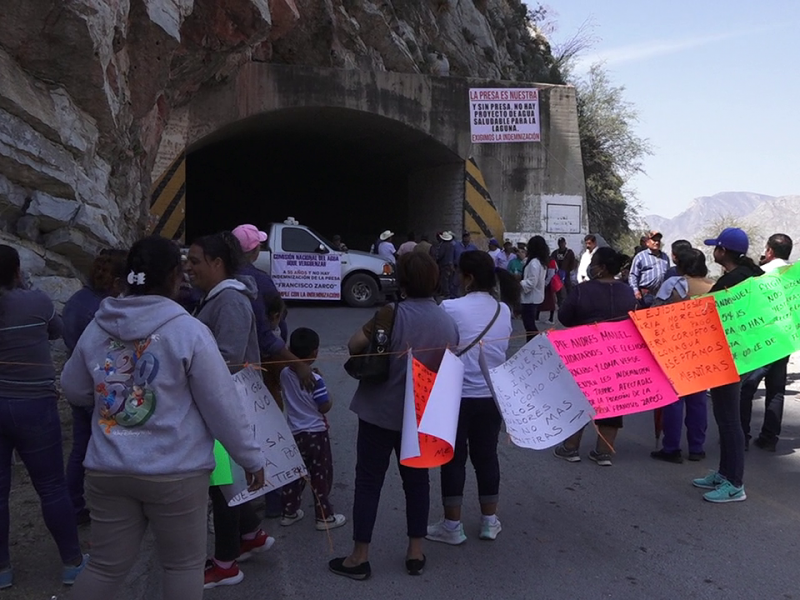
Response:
[548,320,678,419]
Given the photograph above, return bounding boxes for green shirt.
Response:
[507,257,523,276]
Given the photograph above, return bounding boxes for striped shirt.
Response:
[629,250,670,293]
[0,288,63,399]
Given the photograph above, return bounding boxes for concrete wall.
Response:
[155,62,586,239]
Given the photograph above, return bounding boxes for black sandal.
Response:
[328,557,371,581]
[405,554,426,576]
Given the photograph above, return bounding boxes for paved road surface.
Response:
[101,305,800,599]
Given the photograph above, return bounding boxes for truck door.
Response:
[273,227,341,301]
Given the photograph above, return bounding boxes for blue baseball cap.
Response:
[488,238,500,247]
[704,227,749,255]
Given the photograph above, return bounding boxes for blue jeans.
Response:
[66,405,93,516]
[661,391,708,454]
[740,357,788,444]
[710,382,745,487]
[0,396,82,568]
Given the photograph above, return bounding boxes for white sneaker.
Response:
[280,509,305,527]
[426,520,467,545]
[479,517,502,540]
[316,513,347,531]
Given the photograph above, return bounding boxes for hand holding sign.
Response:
[400,350,464,468]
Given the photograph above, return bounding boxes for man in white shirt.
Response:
[487,238,504,268]
[397,231,417,256]
[377,230,397,264]
[576,234,598,282]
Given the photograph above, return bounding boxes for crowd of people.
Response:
[0,221,794,596]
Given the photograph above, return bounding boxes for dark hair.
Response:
[90,249,129,294]
[0,245,21,290]
[459,251,496,291]
[266,294,285,318]
[192,231,244,277]
[591,247,625,276]
[397,252,439,298]
[675,248,708,278]
[421,234,430,242]
[526,236,550,267]
[767,233,793,260]
[618,253,632,271]
[289,327,319,359]
[585,234,597,243]
[126,236,182,296]
[717,246,761,272]
[671,239,692,255]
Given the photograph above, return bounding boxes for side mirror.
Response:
[316,244,329,254]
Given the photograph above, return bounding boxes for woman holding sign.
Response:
[427,251,517,545]
[61,236,265,600]
[187,232,274,588]
[330,252,459,580]
[552,247,637,466]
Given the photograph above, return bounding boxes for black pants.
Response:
[440,398,502,507]
[209,488,261,561]
[711,381,745,487]
[521,303,538,341]
[740,356,788,444]
[352,419,429,543]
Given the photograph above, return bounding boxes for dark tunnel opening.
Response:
[186,107,465,252]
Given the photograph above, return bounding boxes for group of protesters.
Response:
[0,218,795,596]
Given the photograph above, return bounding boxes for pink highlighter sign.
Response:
[547,320,678,419]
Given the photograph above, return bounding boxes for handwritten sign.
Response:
[468,88,541,143]
[713,275,797,373]
[219,366,307,507]
[272,252,341,300]
[629,296,738,396]
[548,320,679,418]
[480,336,594,449]
[400,350,464,468]
[210,440,233,486]
[779,262,800,345]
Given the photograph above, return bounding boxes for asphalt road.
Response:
[89,305,800,599]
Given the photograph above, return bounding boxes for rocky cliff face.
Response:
[0,0,557,293]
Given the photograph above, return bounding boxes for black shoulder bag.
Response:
[344,303,398,383]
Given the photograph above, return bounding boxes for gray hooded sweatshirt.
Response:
[61,295,264,477]
[194,277,260,372]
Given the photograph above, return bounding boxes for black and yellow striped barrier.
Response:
[148,152,186,242]
[464,156,505,243]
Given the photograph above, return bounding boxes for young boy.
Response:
[280,328,346,530]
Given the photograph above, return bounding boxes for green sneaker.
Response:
[703,481,746,503]
[691,470,726,490]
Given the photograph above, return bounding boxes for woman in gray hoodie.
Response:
[61,236,265,600]
[186,232,272,589]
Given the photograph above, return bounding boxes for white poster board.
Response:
[546,204,581,234]
[469,88,541,144]
[221,366,307,507]
[272,252,342,300]
[480,337,594,450]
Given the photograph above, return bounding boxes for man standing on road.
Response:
[577,234,598,283]
[376,231,397,264]
[487,238,505,269]
[454,231,478,265]
[414,234,432,255]
[628,230,670,307]
[435,231,456,299]
[740,233,793,452]
[397,232,417,256]
[551,237,577,292]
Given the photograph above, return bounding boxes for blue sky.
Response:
[537,1,800,218]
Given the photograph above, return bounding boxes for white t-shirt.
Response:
[761,258,791,273]
[577,247,596,282]
[441,292,512,398]
[280,369,329,434]
[520,259,546,305]
[397,241,417,256]
[378,241,397,264]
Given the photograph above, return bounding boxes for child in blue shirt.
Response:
[279,328,346,530]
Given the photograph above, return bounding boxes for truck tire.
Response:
[343,273,379,308]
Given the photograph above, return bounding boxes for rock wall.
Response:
[0,0,559,285]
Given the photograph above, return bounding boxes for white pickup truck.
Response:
[252,220,397,308]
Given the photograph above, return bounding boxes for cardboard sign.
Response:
[630,296,738,395]
[713,274,797,373]
[210,440,233,486]
[548,320,679,419]
[219,367,307,507]
[271,252,342,300]
[469,88,541,143]
[400,350,464,468]
[480,336,594,450]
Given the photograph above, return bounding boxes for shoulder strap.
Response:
[456,301,501,357]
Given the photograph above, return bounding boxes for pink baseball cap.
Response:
[232,224,268,252]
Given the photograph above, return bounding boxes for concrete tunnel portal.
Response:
[185,107,466,252]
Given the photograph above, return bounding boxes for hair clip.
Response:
[127,271,146,286]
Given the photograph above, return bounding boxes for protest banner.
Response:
[779,262,800,345]
[630,296,738,396]
[219,366,307,507]
[468,88,541,143]
[480,336,594,450]
[548,320,679,419]
[271,252,342,300]
[400,350,464,468]
[713,274,797,373]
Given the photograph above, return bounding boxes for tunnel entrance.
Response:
[185,107,465,251]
